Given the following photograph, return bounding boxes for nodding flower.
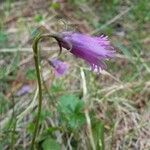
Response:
[48,58,69,77]
[56,32,115,72]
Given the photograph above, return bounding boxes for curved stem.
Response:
[30,34,60,149]
[30,35,43,150]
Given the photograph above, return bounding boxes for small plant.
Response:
[31,26,115,149]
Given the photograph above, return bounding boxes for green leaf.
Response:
[27,123,35,134]
[26,68,36,80]
[57,95,85,130]
[42,138,61,150]
[34,14,43,22]
[51,2,61,10]
[68,113,85,129]
[58,95,84,114]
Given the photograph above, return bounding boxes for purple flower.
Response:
[57,32,115,72]
[48,59,69,77]
[16,85,32,96]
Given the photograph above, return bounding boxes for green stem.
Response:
[11,96,16,150]
[30,34,60,149]
[31,35,43,150]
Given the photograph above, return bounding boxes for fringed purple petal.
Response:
[59,32,115,72]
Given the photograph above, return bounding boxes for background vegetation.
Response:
[0,0,150,149]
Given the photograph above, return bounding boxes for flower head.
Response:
[48,58,69,77]
[57,32,115,72]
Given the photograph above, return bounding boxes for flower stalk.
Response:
[30,33,61,149]
[30,34,43,150]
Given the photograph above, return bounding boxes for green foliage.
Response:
[0,93,10,114]
[0,144,3,150]
[42,137,61,150]
[40,110,52,122]
[26,68,36,80]
[0,66,7,80]
[0,31,7,42]
[27,122,35,134]
[0,31,8,48]
[57,95,85,131]
[27,110,52,134]
[133,0,150,23]
[34,14,44,23]
[51,2,61,10]
[51,81,64,92]
[69,0,88,5]
[92,121,105,150]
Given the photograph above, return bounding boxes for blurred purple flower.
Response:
[16,85,32,96]
[58,32,115,72]
[48,59,69,77]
